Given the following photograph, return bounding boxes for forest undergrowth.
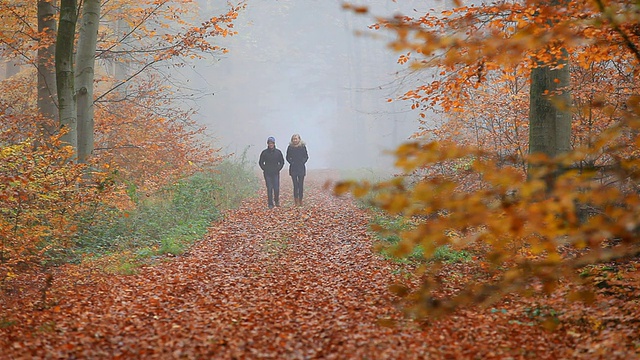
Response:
[0,170,639,359]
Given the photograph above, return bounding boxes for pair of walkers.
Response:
[258,134,309,209]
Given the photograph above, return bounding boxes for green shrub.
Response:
[74,155,259,268]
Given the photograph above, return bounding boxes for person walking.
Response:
[259,136,284,209]
[286,133,309,206]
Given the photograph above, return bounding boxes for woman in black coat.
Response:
[286,133,309,206]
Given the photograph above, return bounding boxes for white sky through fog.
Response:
[184,0,441,171]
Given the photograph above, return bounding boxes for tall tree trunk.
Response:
[37,0,58,137]
[528,53,571,159]
[56,0,78,155]
[529,0,572,170]
[528,46,572,189]
[76,0,100,164]
[552,53,572,155]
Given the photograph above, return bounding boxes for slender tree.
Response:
[76,0,100,163]
[55,0,77,154]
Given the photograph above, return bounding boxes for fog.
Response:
[181,0,438,173]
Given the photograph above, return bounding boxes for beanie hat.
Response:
[267,136,276,143]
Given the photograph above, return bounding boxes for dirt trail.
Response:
[1,171,577,359]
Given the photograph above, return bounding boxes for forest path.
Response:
[1,171,575,359]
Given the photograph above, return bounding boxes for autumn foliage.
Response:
[0,0,241,279]
[337,0,640,318]
[93,76,225,194]
[1,1,640,356]
[0,138,80,271]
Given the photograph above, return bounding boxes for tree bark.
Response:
[552,53,572,155]
[528,53,571,159]
[76,0,100,163]
[37,0,58,137]
[56,0,78,155]
[529,0,572,166]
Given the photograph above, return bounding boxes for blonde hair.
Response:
[289,133,305,146]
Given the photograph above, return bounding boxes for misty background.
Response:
[177,0,439,172]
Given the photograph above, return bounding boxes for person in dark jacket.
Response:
[286,133,309,206]
[259,136,284,208]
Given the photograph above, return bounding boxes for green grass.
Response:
[342,170,473,266]
[368,211,421,263]
[432,245,472,263]
[370,213,412,242]
[104,258,139,275]
[368,210,471,265]
[74,156,260,274]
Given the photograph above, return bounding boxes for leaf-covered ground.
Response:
[1,171,639,359]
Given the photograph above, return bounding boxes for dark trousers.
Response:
[264,173,280,207]
[291,174,304,199]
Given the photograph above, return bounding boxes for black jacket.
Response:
[286,144,308,176]
[259,147,284,175]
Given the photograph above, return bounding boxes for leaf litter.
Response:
[1,171,638,359]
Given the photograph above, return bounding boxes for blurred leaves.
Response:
[342,0,640,327]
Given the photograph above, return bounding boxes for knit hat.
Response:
[267,136,276,144]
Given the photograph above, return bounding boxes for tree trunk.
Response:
[529,0,572,167]
[552,54,572,155]
[37,0,58,137]
[56,0,78,155]
[528,54,571,159]
[76,0,100,164]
